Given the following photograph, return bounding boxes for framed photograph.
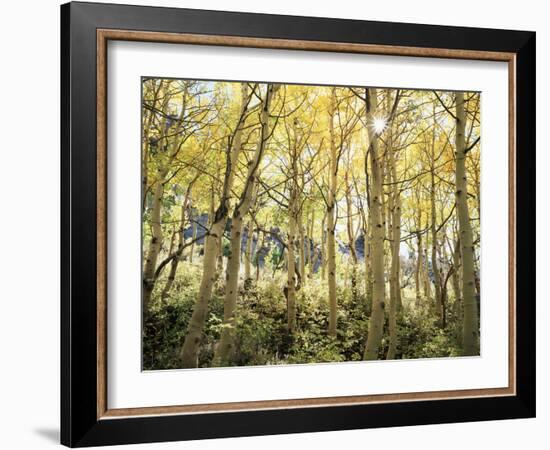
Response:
[61,1,535,447]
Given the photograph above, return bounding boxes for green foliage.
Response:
[143,260,467,370]
[146,268,339,368]
[398,304,462,359]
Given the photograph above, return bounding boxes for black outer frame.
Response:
[61,1,535,447]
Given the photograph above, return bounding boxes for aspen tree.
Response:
[455,92,479,355]
[244,220,254,282]
[180,84,251,368]
[387,91,402,359]
[213,84,278,366]
[327,88,339,337]
[363,88,386,360]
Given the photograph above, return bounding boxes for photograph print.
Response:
[141,78,481,370]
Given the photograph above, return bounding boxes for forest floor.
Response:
[143,260,464,370]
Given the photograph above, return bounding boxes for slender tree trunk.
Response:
[455,92,479,355]
[327,202,337,337]
[308,209,315,279]
[142,80,162,210]
[364,88,386,360]
[213,213,244,365]
[161,222,182,303]
[285,115,305,333]
[344,174,359,302]
[345,178,358,265]
[381,172,388,282]
[387,123,401,359]
[215,233,224,279]
[431,169,443,326]
[142,179,164,313]
[180,84,250,368]
[361,148,373,314]
[213,84,277,366]
[422,248,432,302]
[363,220,372,314]
[161,238,178,302]
[179,219,225,367]
[299,215,306,287]
[415,232,422,306]
[438,231,450,329]
[210,190,224,281]
[167,225,177,260]
[142,129,151,211]
[287,204,298,333]
[244,221,253,282]
[160,178,197,302]
[451,235,462,305]
[327,88,338,337]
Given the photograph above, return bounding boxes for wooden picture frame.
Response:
[61,1,535,447]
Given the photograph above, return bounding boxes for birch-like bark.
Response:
[321,213,327,280]
[244,221,254,282]
[298,216,306,288]
[286,199,298,333]
[431,168,443,325]
[345,174,358,265]
[327,88,338,337]
[213,84,277,366]
[451,235,462,305]
[422,248,432,302]
[455,92,479,355]
[285,116,302,333]
[180,85,250,368]
[361,148,373,313]
[179,218,225,367]
[363,220,372,314]
[363,88,386,360]
[415,231,422,306]
[387,119,401,359]
[142,80,163,210]
[344,170,359,302]
[142,179,165,313]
